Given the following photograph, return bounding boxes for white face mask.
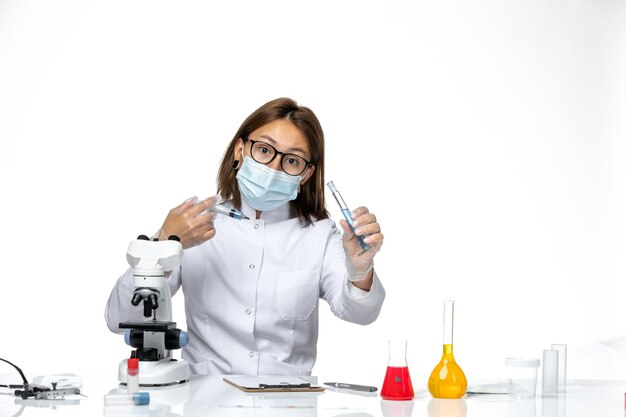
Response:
[236,156,303,211]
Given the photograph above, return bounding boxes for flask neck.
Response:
[442,343,454,355]
[387,339,409,367]
[442,300,454,345]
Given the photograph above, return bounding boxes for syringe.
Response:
[327,181,371,251]
[211,205,250,220]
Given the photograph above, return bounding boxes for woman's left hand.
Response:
[339,206,384,290]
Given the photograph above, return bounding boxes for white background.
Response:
[1,0,625,391]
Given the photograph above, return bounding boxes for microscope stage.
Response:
[119,321,177,332]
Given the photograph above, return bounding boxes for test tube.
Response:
[126,358,139,394]
[104,392,150,406]
[326,181,371,251]
[542,349,558,395]
[551,344,567,392]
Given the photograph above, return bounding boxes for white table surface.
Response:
[1,375,625,417]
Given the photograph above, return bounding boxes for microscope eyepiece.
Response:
[148,294,159,310]
[131,293,143,306]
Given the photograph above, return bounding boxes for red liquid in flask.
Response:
[381,366,414,400]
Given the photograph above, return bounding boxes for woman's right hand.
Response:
[157,196,217,249]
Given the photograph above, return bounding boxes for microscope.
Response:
[117,235,190,386]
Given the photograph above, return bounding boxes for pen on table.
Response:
[324,382,378,392]
[211,205,250,220]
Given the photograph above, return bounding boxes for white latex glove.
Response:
[157,196,217,249]
[339,206,383,282]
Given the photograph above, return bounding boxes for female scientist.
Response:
[105,97,386,376]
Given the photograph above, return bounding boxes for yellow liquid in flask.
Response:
[428,344,467,399]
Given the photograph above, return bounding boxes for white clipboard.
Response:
[223,376,325,393]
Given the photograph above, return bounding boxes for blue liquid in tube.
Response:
[327,181,371,251]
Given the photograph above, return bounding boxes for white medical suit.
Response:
[105,199,386,376]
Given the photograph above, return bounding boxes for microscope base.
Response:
[118,358,189,387]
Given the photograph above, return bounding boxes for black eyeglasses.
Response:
[243,138,312,176]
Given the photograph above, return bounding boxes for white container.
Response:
[542,349,558,395]
[551,344,567,392]
[505,357,540,398]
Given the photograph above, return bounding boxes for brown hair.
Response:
[216,97,329,226]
